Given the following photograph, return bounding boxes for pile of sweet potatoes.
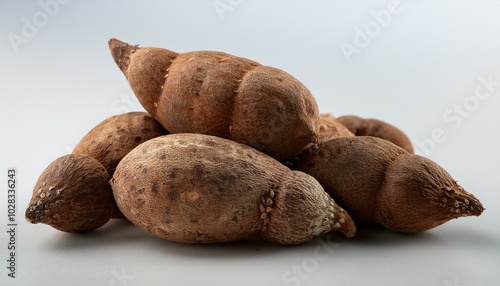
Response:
[25,39,484,245]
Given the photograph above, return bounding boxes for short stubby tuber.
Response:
[295,136,484,233]
[72,112,168,218]
[108,38,320,161]
[336,115,414,153]
[110,133,356,245]
[25,154,114,233]
[73,112,168,176]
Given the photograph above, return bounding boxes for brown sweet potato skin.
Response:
[318,113,354,142]
[336,115,414,153]
[25,154,114,233]
[109,39,319,161]
[298,137,406,223]
[296,136,483,233]
[376,154,482,232]
[110,134,355,245]
[72,112,168,176]
[158,51,259,139]
[72,112,168,219]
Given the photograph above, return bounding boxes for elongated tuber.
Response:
[110,133,356,245]
[295,136,484,233]
[108,38,319,160]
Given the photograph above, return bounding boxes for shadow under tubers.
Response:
[25,37,487,250]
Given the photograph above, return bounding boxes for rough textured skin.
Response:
[110,134,355,245]
[73,112,168,176]
[376,154,483,232]
[108,38,319,161]
[262,171,354,245]
[72,112,168,219]
[318,113,354,142]
[296,136,484,233]
[25,154,114,233]
[336,115,414,153]
[297,137,406,223]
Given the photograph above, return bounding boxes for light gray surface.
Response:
[1,1,499,285]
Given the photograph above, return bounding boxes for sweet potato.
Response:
[72,112,168,176]
[110,133,356,245]
[26,154,114,232]
[318,113,354,142]
[296,136,484,233]
[108,38,319,160]
[336,115,414,153]
[72,111,168,218]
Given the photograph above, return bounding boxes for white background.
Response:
[1,0,500,285]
